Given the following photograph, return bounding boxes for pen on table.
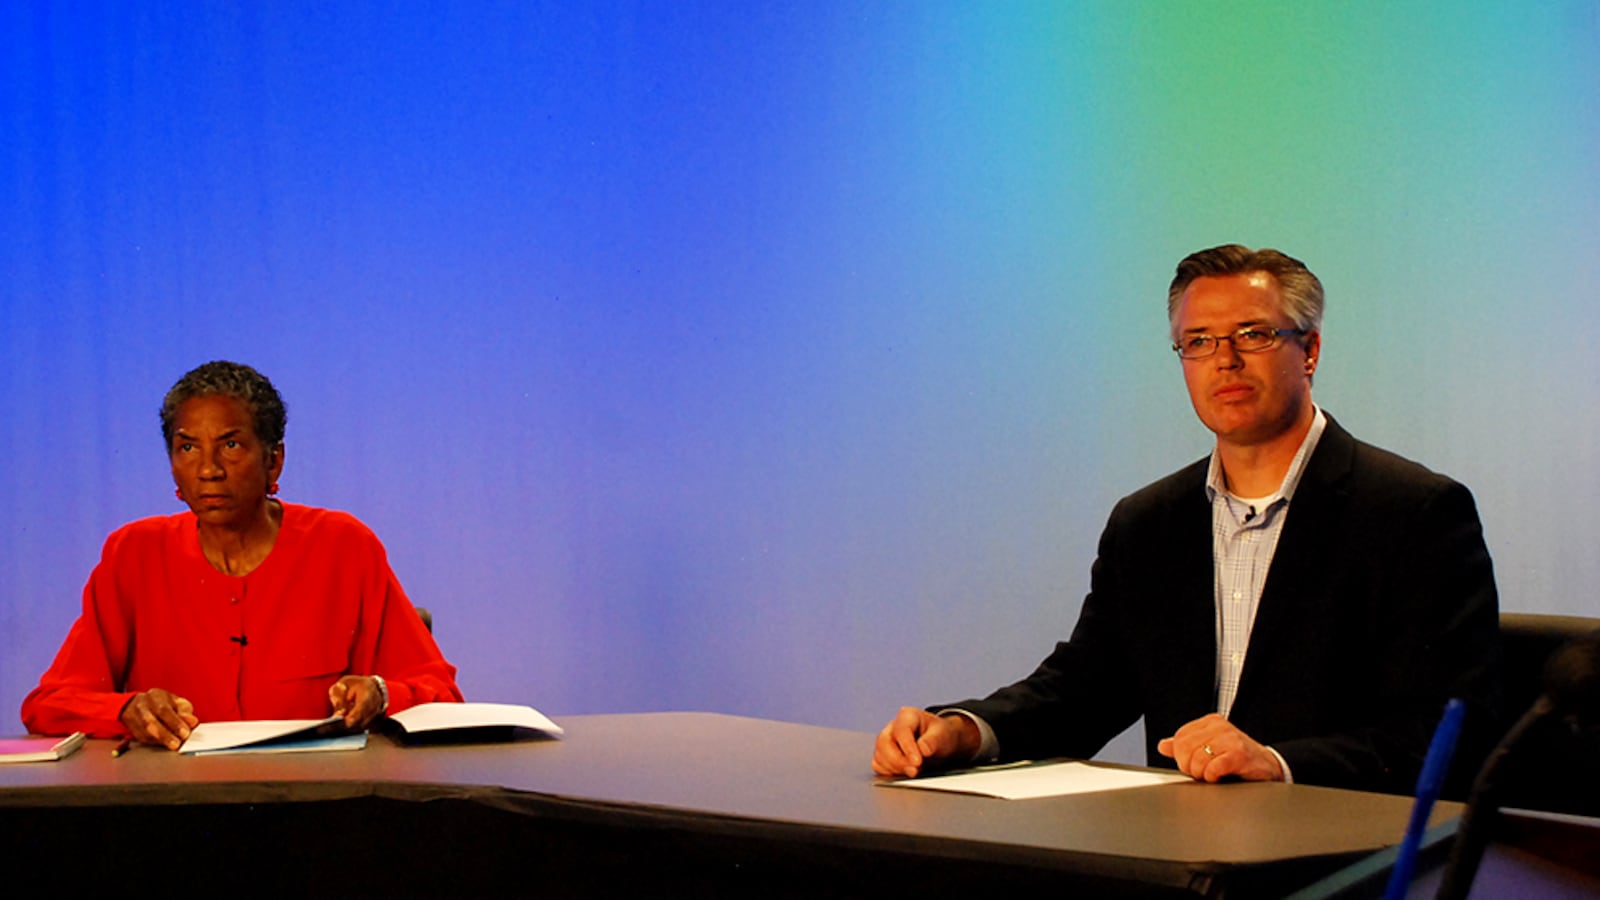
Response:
[111,737,134,758]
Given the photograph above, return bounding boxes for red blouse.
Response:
[22,503,462,737]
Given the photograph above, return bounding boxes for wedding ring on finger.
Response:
[1202,744,1216,758]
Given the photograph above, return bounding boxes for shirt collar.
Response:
[1204,405,1327,506]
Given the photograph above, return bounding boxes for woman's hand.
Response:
[119,689,199,750]
[328,675,385,729]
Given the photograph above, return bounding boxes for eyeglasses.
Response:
[1172,326,1307,360]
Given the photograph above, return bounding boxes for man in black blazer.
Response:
[872,245,1500,795]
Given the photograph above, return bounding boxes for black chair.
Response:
[1500,613,1598,718]
[1491,612,1600,816]
[1432,613,1600,898]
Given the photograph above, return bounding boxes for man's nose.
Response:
[1214,338,1244,369]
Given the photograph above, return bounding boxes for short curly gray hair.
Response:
[159,361,287,450]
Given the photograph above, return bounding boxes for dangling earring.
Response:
[269,481,280,496]
[175,488,183,501]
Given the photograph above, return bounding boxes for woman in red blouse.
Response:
[22,361,462,748]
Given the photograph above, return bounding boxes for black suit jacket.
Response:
[947,415,1501,795]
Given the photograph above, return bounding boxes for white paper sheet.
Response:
[386,701,564,736]
[878,760,1192,800]
[180,717,365,755]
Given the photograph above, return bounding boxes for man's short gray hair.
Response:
[1167,244,1324,337]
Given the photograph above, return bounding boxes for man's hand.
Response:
[1157,713,1284,783]
[119,688,199,750]
[328,675,384,729]
[872,707,981,778]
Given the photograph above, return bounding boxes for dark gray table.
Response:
[0,712,1452,897]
